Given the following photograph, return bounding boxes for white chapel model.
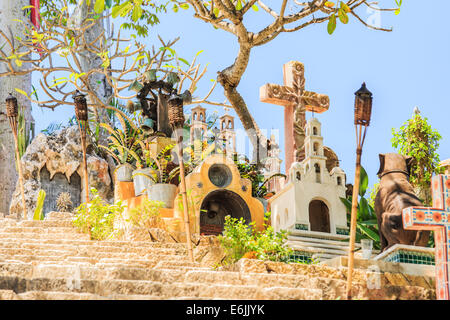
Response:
[268,117,349,237]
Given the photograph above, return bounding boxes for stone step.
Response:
[45,212,74,220]
[0,289,104,300]
[288,238,350,250]
[0,276,322,300]
[288,243,349,257]
[184,270,315,288]
[154,260,203,269]
[0,247,181,258]
[0,238,185,249]
[3,263,304,286]
[18,220,74,228]
[288,235,356,248]
[0,252,188,266]
[0,243,187,257]
[0,232,91,240]
[0,226,80,234]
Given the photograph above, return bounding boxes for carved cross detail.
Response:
[403,174,450,300]
[260,61,329,172]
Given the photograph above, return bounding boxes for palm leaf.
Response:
[98,145,121,164]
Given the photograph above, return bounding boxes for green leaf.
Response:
[112,2,128,18]
[357,223,380,243]
[252,4,259,11]
[338,9,349,24]
[180,3,189,10]
[94,0,105,14]
[327,14,337,35]
[105,0,112,9]
[213,7,219,17]
[359,166,369,196]
[340,197,352,213]
[340,2,351,13]
[132,5,143,22]
[33,190,46,221]
[359,197,370,221]
[179,58,190,66]
[236,0,242,10]
[15,88,28,98]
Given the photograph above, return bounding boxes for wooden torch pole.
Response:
[168,92,194,262]
[346,143,362,300]
[79,121,89,204]
[175,130,194,262]
[347,83,372,299]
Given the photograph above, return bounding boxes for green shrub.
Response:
[218,213,292,265]
[127,197,165,230]
[73,188,125,240]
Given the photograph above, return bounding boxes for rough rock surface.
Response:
[8,126,113,220]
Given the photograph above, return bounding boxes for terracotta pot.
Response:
[132,168,156,196]
[115,164,134,182]
[147,184,177,208]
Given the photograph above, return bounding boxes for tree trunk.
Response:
[0,1,33,215]
[217,43,268,162]
[71,3,112,145]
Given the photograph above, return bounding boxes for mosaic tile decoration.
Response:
[383,249,435,265]
[336,227,349,236]
[295,223,309,231]
[288,250,314,264]
[402,174,450,300]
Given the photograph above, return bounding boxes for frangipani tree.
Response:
[162,0,402,154]
[0,0,228,126]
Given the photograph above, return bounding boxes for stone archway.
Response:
[199,190,251,235]
[309,199,330,233]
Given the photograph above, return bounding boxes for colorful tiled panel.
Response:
[288,250,314,264]
[383,249,435,265]
[402,174,450,300]
[295,223,309,231]
[336,227,349,236]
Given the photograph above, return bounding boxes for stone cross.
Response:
[402,174,450,300]
[260,61,330,173]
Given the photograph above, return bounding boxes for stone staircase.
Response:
[0,213,435,300]
[287,230,371,261]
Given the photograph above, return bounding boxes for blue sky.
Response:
[32,1,450,190]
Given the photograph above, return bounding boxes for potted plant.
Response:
[99,114,141,182]
[131,138,158,196]
[145,144,181,208]
[233,154,286,210]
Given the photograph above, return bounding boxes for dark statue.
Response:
[374,153,430,251]
[127,71,191,137]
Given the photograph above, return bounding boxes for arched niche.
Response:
[199,189,251,235]
[308,199,330,233]
[40,167,81,216]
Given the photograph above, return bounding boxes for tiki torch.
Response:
[346,83,373,299]
[5,94,27,219]
[168,92,194,262]
[73,90,89,204]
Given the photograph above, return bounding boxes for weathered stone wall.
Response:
[8,126,113,219]
[0,1,34,215]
